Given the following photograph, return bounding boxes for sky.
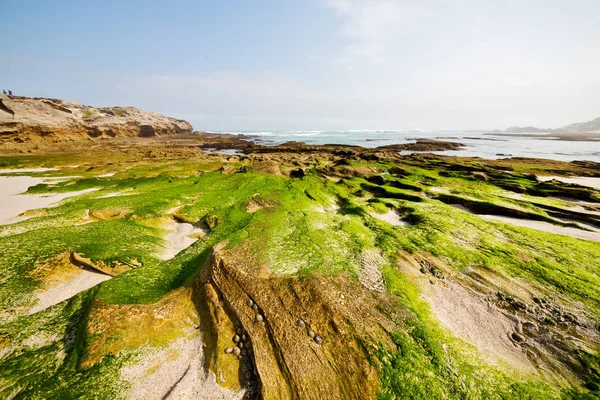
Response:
[2,0,600,131]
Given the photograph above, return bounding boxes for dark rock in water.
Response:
[290,168,306,178]
[314,335,323,345]
[377,139,465,152]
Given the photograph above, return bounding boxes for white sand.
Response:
[358,250,385,292]
[29,270,111,314]
[479,214,600,242]
[537,176,600,190]
[0,168,56,173]
[96,191,138,199]
[426,280,535,373]
[121,334,245,400]
[0,173,97,226]
[160,220,210,260]
[371,210,409,226]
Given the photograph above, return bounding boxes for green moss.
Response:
[0,154,598,398]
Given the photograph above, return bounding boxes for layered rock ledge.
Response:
[0,94,192,147]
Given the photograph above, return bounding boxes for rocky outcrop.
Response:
[0,95,193,147]
[195,243,401,400]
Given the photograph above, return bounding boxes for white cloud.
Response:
[324,0,433,64]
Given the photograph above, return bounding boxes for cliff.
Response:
[0,95,193,147]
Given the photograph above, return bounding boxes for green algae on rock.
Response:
[0,136,599,399]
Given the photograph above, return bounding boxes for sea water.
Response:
[208,130,600,162]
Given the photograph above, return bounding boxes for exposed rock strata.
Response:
[0,94,192,147]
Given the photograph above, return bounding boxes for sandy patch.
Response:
[537,176,600,190]
[0,168,57,173]
[0,174,97,226]
[160,220,210,260]
[479,214,600,242]
[426,280,535,373]
[97,191,138,199]
[371,210,409,226]
[28,270,111,314]
[357,250,385,292]
[121,334,245,400]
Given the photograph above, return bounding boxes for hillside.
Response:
[506,116,600,134]
[0,94,193,149]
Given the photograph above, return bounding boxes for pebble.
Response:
[233,335,240,343]
[224,347,233,354]
[340,294,345,299]
[314,335,323,345]
[308,330,315,338]
[236,327,243,335]
[253,304,259,311]
[239,342,244,349]
[233,347,241,356]
[247,299,254,308]
[242,333,248,342]
[255,314,264,322]
[296,319,305,328]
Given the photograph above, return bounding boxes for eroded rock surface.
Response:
[0,94,192,148]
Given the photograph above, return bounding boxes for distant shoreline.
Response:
[486,131,600,142]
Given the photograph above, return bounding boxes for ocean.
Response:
[209,130,600,163]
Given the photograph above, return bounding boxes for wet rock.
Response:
[247,299,254,308]
[255,314,264,322]
[296,319,305,328]
[236,327,243,335]
[239,342,244,349]
[308,330,315,338]
[233,347,241,356]
[242,333,248,342]
[224,347,233,354]
[253,304,258,311]
[314,335,323,345]
[233,335,240,343]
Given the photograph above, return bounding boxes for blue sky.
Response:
[2,0,600,131]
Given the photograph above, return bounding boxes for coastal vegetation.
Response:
[0,134,599,399]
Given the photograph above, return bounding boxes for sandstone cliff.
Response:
[0,95,193,147]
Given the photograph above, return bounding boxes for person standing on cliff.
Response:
[8,90,12,96]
